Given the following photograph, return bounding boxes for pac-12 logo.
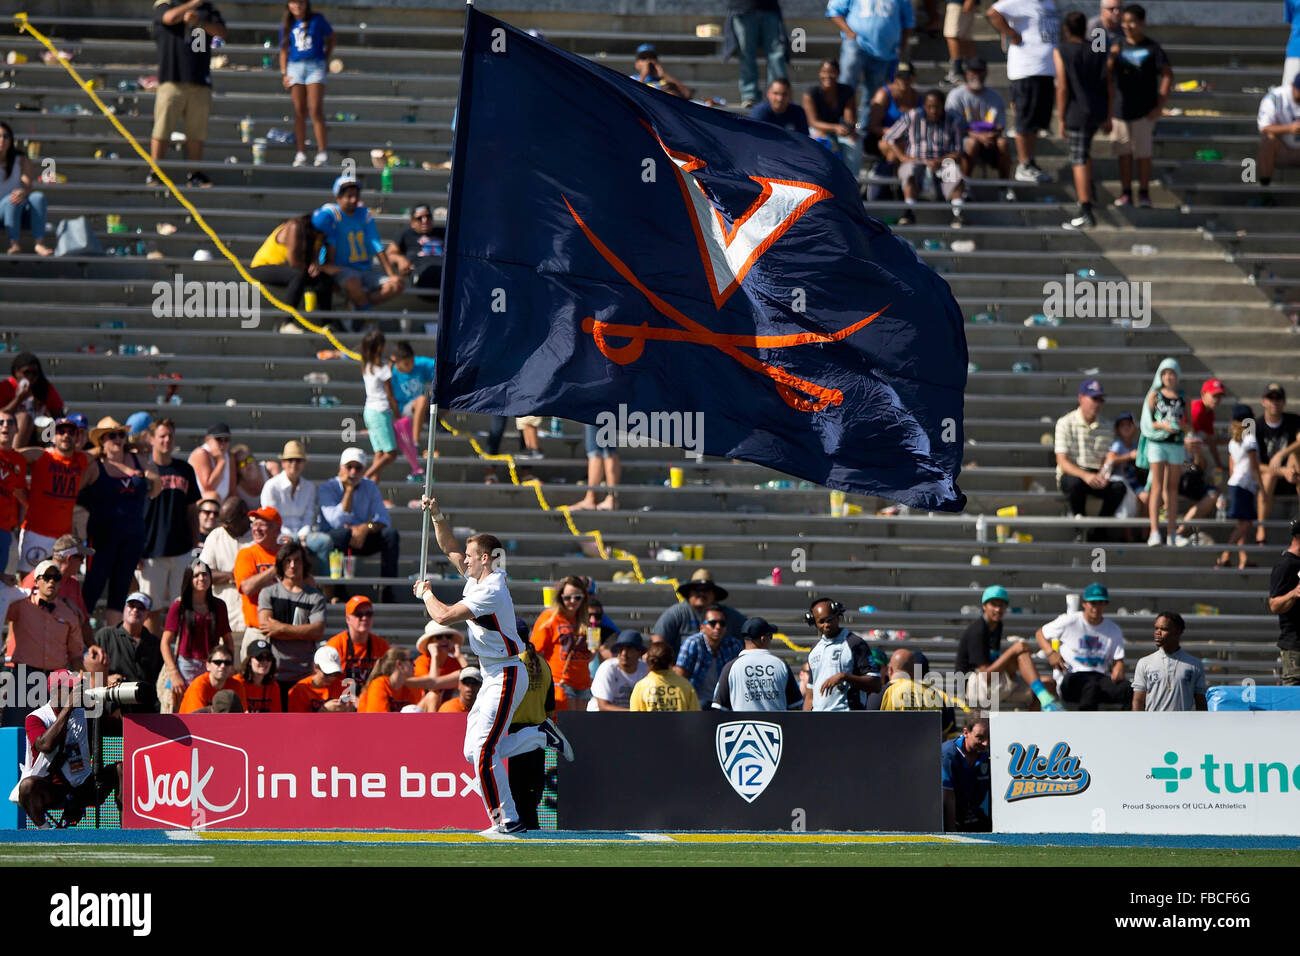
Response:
[1004,741,1091,801]
[716,721,782,803]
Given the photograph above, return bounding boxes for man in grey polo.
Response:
[712,617,802,712]
[1131,611,1207,711]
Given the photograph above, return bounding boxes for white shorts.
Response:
[138,554,192,607]
[16,529,56,573]
[464,662,545,828]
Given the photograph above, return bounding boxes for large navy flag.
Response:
[436,8,967,512]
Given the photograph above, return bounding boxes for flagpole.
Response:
[418,397,438,583]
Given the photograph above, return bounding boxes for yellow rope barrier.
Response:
[14,12,360,359]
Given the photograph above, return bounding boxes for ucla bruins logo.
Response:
[716,721,782,803]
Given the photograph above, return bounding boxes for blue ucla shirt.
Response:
[392,356,435,405]
[281,13,333,63]
[312,202,383,270]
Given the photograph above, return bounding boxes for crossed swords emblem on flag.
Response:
[564,132,885,413]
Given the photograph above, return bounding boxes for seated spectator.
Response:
[389,340,436,476]
[878,648,966,737]
[92,591,162,714]
[588,629,648,711]
[160,560,232,711]
[884,90,967,227]
[357,647,426,712]
[865,63,918,192]
[1131,612,1207,712]
[414,620,465,708]
[531,575,593,710]
[0,124,53,257]
[955,586,1060,711]
[188,422,238,503]
[712,617,802,712]
[261,440,332,575]
[18,671,120,829]
[3,561,85,726]
[941,714,991,832]
[200,498,252,645]
[1253,383,1300,543]
[1256,76,1300,204]
[248,214,332,311]
[15,415,93,573]
[1105,411,1148,517]
[749,78,810,134]
[326,595,390,688]
[804,597,880,710]
[586,595,621,666]
[803,60,860,171]
[1,352,61,456]
[944,58,1014,193]
[209,688,244,713]
[629,43,692,99]
[257,541,327,700]
[673,605,743,708]
[1055,378,1129,539]
[21,535,92,649]
[1035,581,1131,710]
[178,648,246,714]
[437,666,482,713]
[1186,378,1226,475]
[288,645,356,712]
[318,448,400,604]
[1218,405,1261,570]
[630,641,700,711]
[384,205,444,291]
[311,175,406,312]
[239,638,282,713]
[650,568,746,653]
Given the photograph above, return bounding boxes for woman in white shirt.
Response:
[359,329,399,483]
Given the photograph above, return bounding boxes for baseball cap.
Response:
[1232,403,1253,422]
[247,505,281,524]
[126,411,153,435]
[1082,582,1110,603]
[895,61,915,76]
[280,440,307,461]
[963,56,987,71]
[53,534,92,559]
[211,689,244,713]
[1264,383,1287,401]
[65,412,89,430]
[314,645,343,675]
[612,629,646,650]
[205,421,231,438]
[459,666,483,684]
[247,638,273,658]
[1113,411,1134,427]
[340,447,368,468]
[1202,378,1226,396]
[981,585,1009,605]
[32,559,60,580]
[124,591,152,612]
[332,173,360,196]
[47,669,78,694]
[635,42,657,56]
[345,595,372,616]
[740,617,774,642]
[1078,378,1105,399]
[1290,517,1300,540]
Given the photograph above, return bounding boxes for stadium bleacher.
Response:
[2,0,1295,691]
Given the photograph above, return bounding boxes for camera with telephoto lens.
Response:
[81,682,147,708]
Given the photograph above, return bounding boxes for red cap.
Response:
[1203,379,1226,396]
[345,595,372,616]
[47,669,78,694]
[248,506,281,524]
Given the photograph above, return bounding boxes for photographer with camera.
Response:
[11,670,120,828]
[630,43,692,99]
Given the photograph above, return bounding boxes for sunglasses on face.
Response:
[102,431,126,443]
[703,619,726,627]
[561,593,584,602]
[0,419,14,428]
[412,213,432,221]
[39,573,62,583]
[345,463,363,471]
[209,659,233,667]
[55,425,77,435]
[254,654,274,662]
[213,436,231,443]
[200,509,220,517]
[352,611,373,619]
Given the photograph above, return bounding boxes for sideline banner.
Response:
[991,713,1300,835]
[123,715,483,830]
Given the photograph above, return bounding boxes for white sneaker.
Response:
[292,151,308,167]
[1147,531,1163,546]
[313,150,329,167]
[1014,163,1040,183]
[1173,533,1192,547]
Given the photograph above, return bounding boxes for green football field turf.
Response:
[2,842,1296,867]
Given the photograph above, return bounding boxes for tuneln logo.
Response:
[1004,742,1091,801]
[1151,751,1193,792]
[1150,751,1300,795]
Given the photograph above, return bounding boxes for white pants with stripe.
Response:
[463,662,546,827]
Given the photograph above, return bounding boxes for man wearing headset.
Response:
[803,597,881,710]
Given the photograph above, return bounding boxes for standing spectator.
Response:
[437,666,483,713]
[3,563,84,725]
[1218,405,1263,570]
[233,505,282,648]
[1138,357,1186,547]
[730,0,788,109]
[357,647,425,712]
[2,353,63,450]
[1256,78,1300,206]
[248,215,331,311]
[288,645,355,712]
[159,560,232,711]
[955,585,1060,710]
[81,417,161,625]
[139,418,200,634]
[150,0,227,188]
[0,123,52,256]
[804,60,860,172]
[942,0,980,86]
[318,448,400,603]
[0,410,28,574]
[586,595,621,664]
[325,595,390,689]
[673,605,743,708]
[1035,581,1131,709]
[630,641,700,711]
[531,576,594,710]
[195,495,221,551]
[804,597,879,710]
[188,422,237,503]
[827,0,914,128]
[229,443,268,512]
[941,715,991,831]
[179,648,246,713]
[239,637,282,713]
[385,206,445,291]
[588,629,649,711]
[280,0,334,167]
[200,497,250,642]
[388,341,435,480]
[312,175,406,311]
[568,425,622,510]
[712,617,802,712]
[261,440,331,574]
[256,541,327,698]
[1131,612,1207,711]
[508,646,556,831]
[1107,3,1172,208]
[1268,517,1300,685]
[749,78,810,134]
[93,591,162,713]
[23,536,93,650]
[15,416,93,572]
[1055,378,1128,538]
[629,43,693,99]
[651,570,746,654]
[987,0,1059,183]
[358,330,399,484]
[1254,383,1300,541]
[945,58,1015,192]
[885,90,967,227]
[1106,412,1149,517]
[1056,10,1112,229]
[1086,0,1122,53]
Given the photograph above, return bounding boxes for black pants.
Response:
[507,723,545,830]
[1059,473,1128,518]
[249,264,333,312]
[1060,672,1132,711]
